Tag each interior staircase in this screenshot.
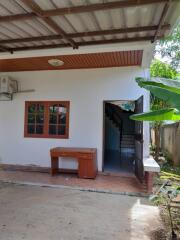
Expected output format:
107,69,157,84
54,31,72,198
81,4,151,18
105,102,135,155
105,103,123,149
121,134,135,150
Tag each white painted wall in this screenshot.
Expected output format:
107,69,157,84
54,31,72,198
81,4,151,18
0,67,149,171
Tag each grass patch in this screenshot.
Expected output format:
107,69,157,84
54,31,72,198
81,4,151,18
161,162,180,176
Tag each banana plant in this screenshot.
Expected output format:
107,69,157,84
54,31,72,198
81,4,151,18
130,77,180,121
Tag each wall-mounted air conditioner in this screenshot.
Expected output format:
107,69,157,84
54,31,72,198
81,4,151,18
0,76,35,101
0,76,18,94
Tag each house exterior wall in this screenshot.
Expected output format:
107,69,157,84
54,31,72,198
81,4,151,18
0,67,149,171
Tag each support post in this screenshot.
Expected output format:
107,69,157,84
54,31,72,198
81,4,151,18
145,171,155,193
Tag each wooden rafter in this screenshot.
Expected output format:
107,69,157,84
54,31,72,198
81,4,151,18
20,0,78,49
0,36,161,52
0,0,173,23
0,13,35,22
43,0,171,17
0,24,170,45
153,0,172,42
0,45,12,53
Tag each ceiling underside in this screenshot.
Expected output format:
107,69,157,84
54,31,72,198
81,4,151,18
0,50,143,71
0,0,177,53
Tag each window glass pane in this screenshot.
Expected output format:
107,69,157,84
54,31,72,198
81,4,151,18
37,104,44,113
28,104,36,113
58,125,66,135
28,114,35,124
36,114,44,124
49,125,57,135
59,114,66,124
36,125,43,134
58,105,67,114
27,125,35,134
49,114,57,124
49,105,58,113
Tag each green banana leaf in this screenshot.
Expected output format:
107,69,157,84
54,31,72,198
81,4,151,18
135,77,180,110
151,77,180,89
130,108,180,121
136,77,180,90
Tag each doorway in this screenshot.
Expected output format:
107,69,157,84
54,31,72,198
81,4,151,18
103,98,144,179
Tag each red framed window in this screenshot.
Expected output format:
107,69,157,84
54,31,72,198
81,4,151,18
24,101,70,138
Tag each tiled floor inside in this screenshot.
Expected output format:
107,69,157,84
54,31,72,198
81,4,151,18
104,149,134,173
0,169,147,194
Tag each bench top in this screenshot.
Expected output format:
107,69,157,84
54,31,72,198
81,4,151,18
143,157,160,173
50,147,97,154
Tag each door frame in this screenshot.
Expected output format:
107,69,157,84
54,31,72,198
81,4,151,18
102,101,106,172
134,95,144,182
102,99,138,172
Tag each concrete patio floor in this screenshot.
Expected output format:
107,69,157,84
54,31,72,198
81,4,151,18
0,182,163,240
0,169,147,195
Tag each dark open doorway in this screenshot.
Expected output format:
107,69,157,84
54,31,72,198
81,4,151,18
103,98,143,179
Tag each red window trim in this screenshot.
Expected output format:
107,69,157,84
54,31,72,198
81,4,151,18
24,101,70,139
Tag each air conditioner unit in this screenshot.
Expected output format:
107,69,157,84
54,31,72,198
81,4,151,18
0,76,18,94
0,76,34,101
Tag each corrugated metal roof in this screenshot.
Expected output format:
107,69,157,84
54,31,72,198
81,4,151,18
0,0,178,52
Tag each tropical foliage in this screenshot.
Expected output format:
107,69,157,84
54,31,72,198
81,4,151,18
130,77,180,121
149,60,179,159
150,59,177,79
150,60,177,113
155,23,180,69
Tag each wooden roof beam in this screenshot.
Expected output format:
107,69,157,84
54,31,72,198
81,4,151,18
20,0,78,49
41,0,173,17
1,36,162,52
0,0,174,23
0,24,170,45
0,45,13,53
153,0,172,42
0,13,36,22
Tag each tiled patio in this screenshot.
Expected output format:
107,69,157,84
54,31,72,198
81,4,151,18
0,169,147,195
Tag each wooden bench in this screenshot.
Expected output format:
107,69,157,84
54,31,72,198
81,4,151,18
50,147,97,179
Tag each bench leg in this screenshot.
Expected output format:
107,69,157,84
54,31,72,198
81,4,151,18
145,171,155,193
51,157,59,176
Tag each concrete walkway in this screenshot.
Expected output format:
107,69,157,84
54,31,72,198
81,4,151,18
0,183,163,240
